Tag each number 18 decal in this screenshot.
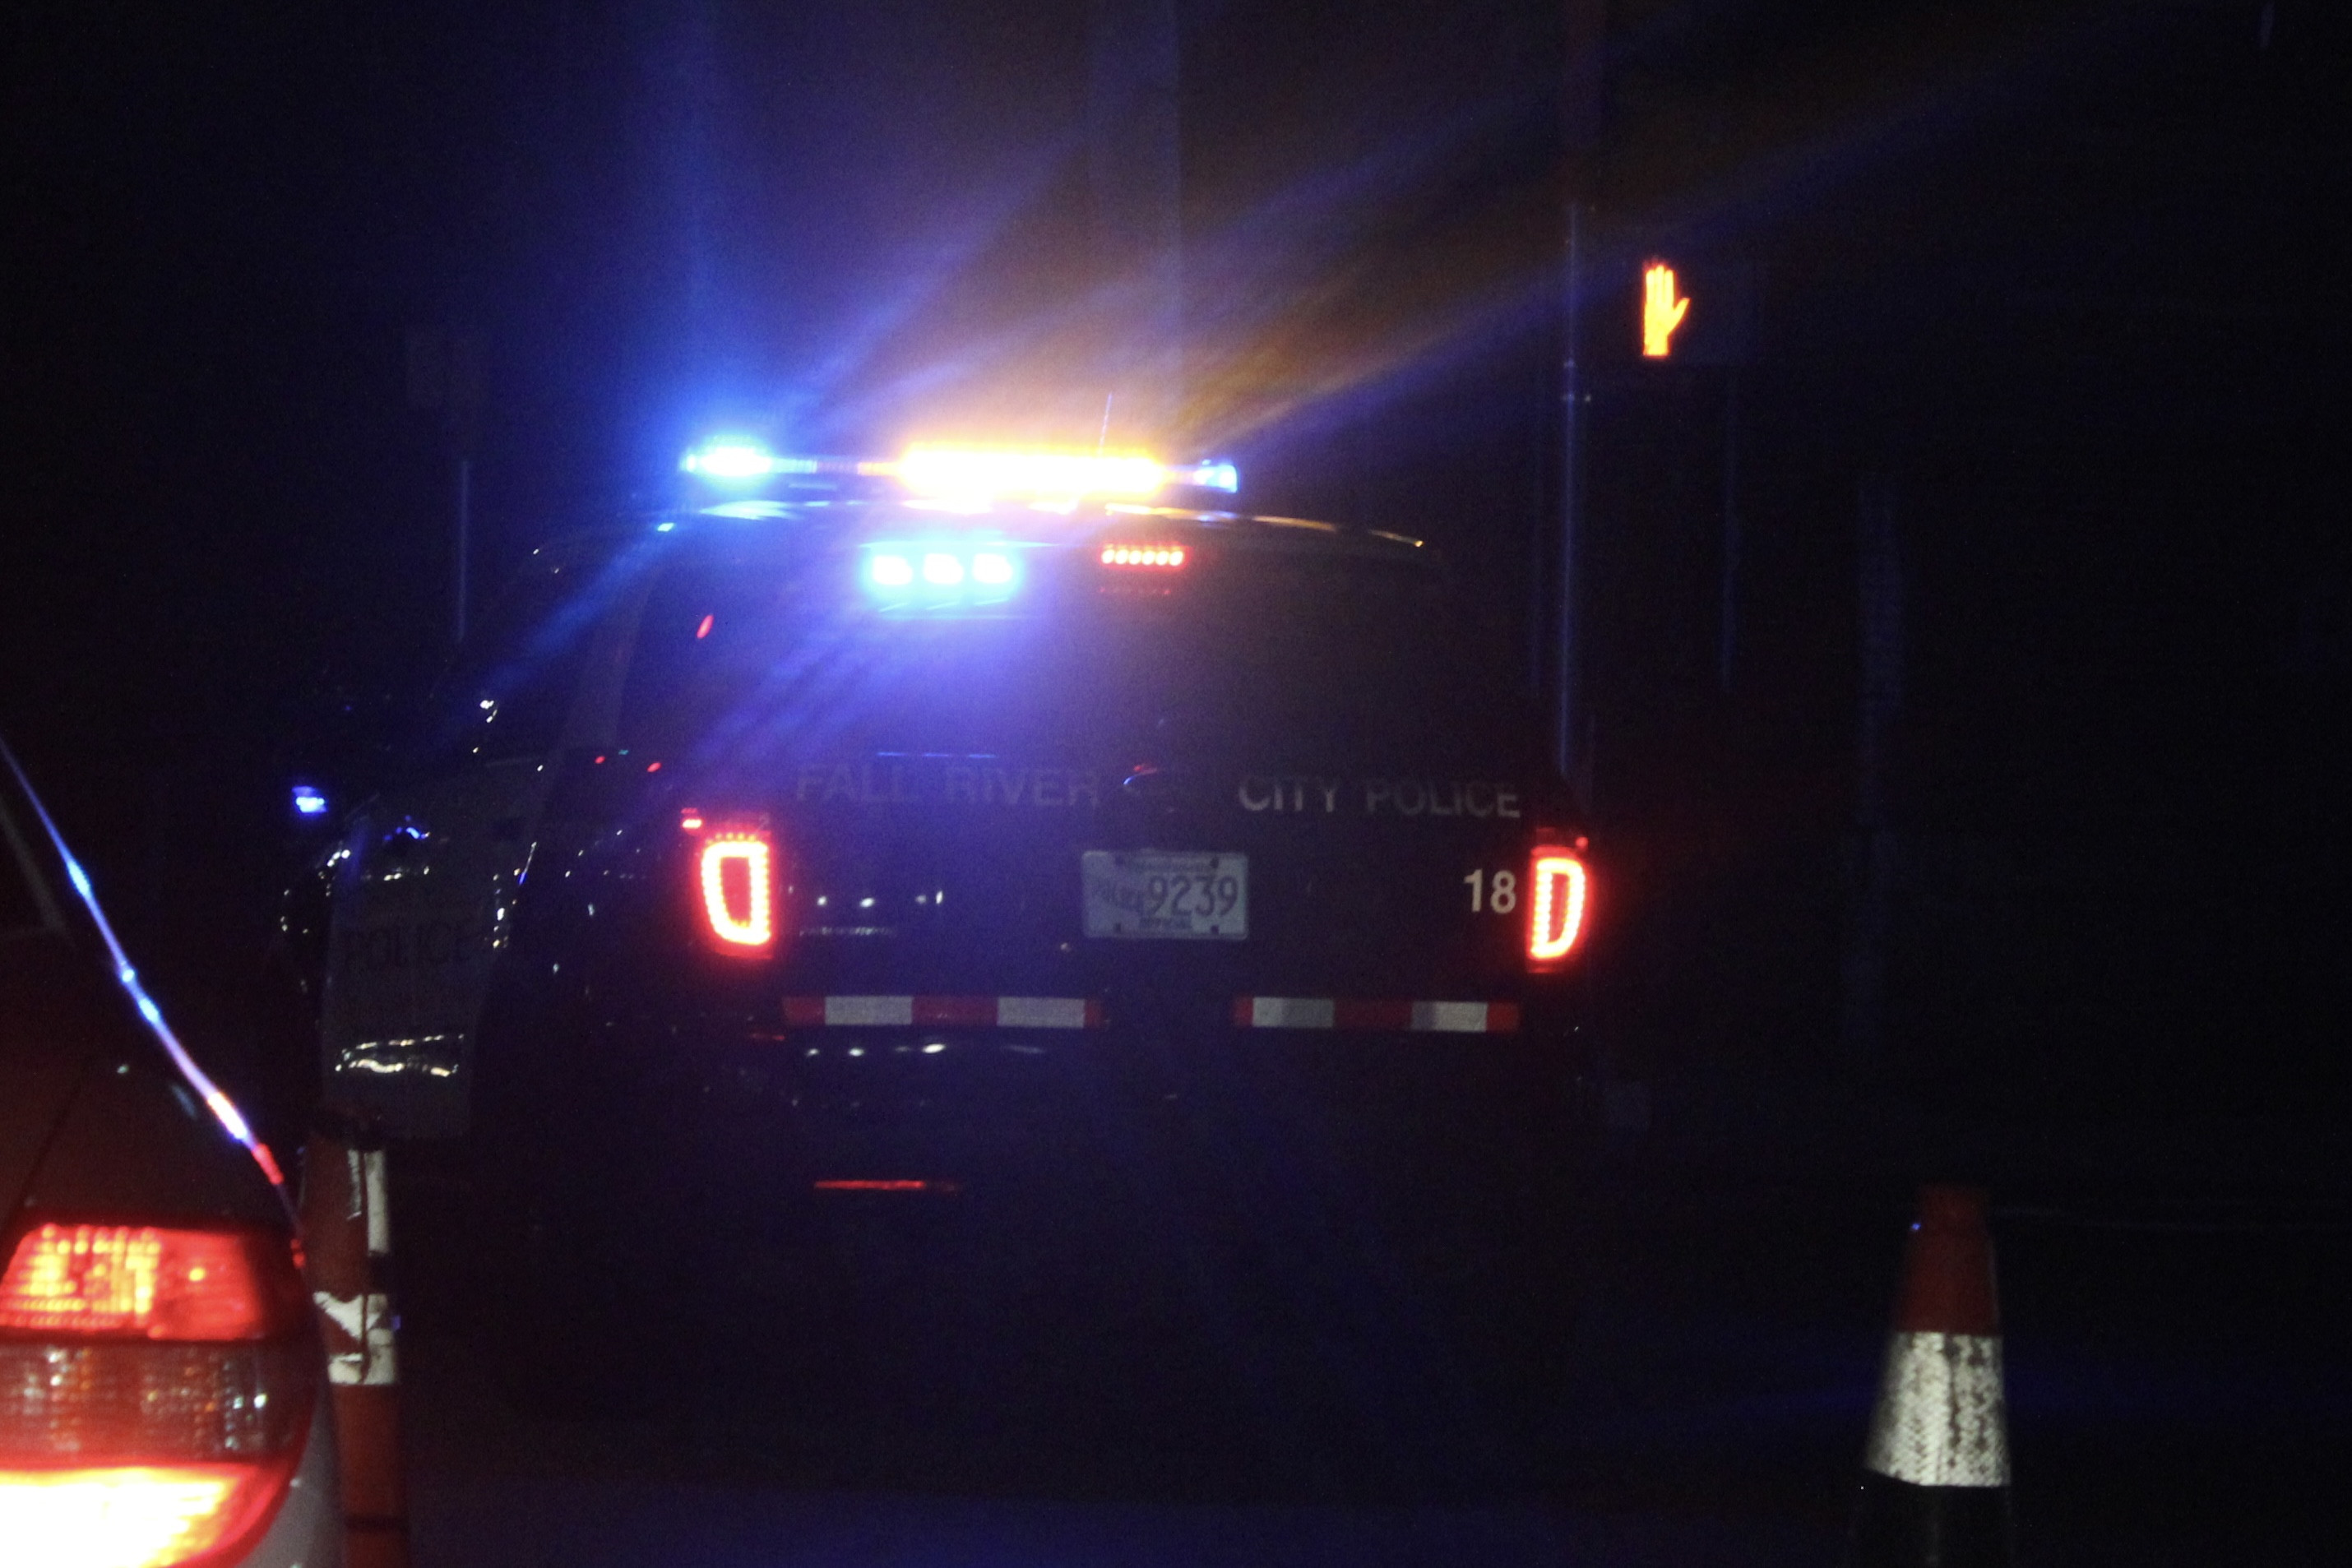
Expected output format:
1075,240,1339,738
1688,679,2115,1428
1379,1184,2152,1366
1468,851,1590,969
1463,867,1518,914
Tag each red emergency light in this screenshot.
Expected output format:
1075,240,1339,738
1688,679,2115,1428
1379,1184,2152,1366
1100,543,1187,570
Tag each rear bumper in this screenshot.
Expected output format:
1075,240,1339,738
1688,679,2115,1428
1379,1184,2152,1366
465,989,1595,1413
478,987,1592,1228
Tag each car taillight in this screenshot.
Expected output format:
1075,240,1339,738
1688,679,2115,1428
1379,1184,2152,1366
0,1224,299,1342
1526,847,1589,969
693,825,778,954
0,1222,317,1568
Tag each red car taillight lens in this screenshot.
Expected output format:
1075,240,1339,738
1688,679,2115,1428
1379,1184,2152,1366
0,1223,317,1568
0,1224,301,1342
0,1464,294,1568
1526,848,1590,969
695,826,778,954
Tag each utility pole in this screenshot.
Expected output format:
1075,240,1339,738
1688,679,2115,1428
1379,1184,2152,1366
1719,370,1741,692
405,326,484,645
1556,200,1587,786
1556,0,1606,793
1845,473,1903,1067
1089,0,1183,448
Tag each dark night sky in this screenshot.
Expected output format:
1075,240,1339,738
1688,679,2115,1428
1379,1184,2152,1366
2,2,2346,1136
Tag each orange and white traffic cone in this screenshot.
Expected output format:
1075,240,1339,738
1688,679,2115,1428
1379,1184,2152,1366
301,1125,410,1568
1847,1184,2015,1568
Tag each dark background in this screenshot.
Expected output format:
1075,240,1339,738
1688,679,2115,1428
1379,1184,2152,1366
2,1,2347,1183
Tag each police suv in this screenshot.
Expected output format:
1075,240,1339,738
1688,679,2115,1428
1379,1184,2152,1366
298,442,1593,1412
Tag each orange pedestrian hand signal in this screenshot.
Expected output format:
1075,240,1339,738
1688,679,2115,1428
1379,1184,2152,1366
1641,262,1690,358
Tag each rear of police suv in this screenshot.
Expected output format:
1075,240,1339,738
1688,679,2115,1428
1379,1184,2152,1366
460,492,1594,1416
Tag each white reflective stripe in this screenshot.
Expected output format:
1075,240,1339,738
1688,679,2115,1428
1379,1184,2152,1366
1251,997,1335,1029
826,996,914,1026
997,997,1089,1029
362,1148,391,1258
313,1290,399,1388
1863,1331,2010,1487
1411,1001,1491,1033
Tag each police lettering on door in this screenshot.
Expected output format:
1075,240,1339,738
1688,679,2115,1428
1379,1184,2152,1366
1237,776,1521,819
338,916,477,974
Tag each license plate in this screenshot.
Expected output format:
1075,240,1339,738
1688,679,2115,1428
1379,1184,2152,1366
1081,851,1248,940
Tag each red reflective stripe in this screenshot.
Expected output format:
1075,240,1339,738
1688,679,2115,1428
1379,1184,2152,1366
788,997,1509,1033
911,995,995,1026
1234,997,1522,1034
783,997,1103,1029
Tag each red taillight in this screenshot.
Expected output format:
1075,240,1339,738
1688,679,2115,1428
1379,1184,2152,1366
0,1463,295,1568
1100,543,1187,569
1526,848,1589,968
0,1222,316,1567
695,827,777,953
0,1224,299,1341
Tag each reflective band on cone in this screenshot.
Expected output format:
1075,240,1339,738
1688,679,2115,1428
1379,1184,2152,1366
1863,1332,2008,1487
1847,1185,2015,1568
300,1130,410,1568
314,1290,400,1386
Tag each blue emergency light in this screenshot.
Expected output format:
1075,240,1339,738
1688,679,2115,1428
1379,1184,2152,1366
678,439,822,483
862,542,1023,608
291,784,329,818
1183,460,1240,494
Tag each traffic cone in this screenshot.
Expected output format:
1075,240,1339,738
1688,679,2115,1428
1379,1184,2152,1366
1847,1184,2014,1568
301,1124,410,1568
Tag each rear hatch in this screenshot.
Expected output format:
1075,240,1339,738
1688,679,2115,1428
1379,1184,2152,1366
610,518,1586,1033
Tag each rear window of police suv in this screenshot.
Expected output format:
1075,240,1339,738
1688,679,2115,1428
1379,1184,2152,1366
615,548,1542,775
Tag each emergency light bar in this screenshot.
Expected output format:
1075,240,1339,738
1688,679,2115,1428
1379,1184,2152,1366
890,446,1237,505
677,438,1238,505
